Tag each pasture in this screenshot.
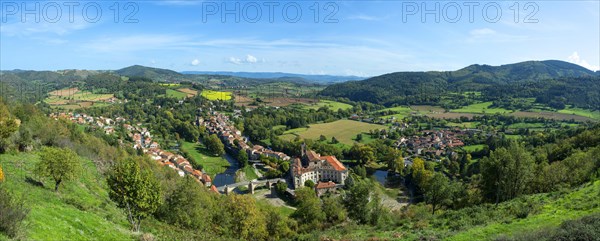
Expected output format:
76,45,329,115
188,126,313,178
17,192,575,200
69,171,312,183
451,102,511,114
176,88,198,97
166,89,188,99
510,111,595,122
558,107,600,120
463,144,486,153
180,141,230,176
280,120,386,146
303,100,353,111
45,88,116,110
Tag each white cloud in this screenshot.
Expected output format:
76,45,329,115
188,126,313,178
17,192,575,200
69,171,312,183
228,57,242,65
228,55,261,65
191,59,200,66
567,52,599,71
246,55,257,63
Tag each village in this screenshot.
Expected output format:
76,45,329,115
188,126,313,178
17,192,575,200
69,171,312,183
50,112,220,193
49,110,351,196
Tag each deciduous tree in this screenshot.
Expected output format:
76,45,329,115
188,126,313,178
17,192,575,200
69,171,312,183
343,179,371,224
292,187,325,232
206,134,225,156
424,172,452,214
107,158,162,232
35,147,81,192
322,195,346,225
480,141,534,204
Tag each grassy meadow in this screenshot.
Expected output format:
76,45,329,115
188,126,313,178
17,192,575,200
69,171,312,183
180,141,230,176
44,88,115,110
303,100,353,111
558,107,600,120
280,120,386,146
451,102,511,114
165,89,188,99
0,153,134,240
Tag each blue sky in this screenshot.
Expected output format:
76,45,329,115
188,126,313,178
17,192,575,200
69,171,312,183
1,0,598,76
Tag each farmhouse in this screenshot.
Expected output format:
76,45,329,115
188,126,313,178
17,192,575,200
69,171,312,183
291,146,348,189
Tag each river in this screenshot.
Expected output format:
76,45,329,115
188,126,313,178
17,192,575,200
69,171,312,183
373,170,389,186
212,152,240,187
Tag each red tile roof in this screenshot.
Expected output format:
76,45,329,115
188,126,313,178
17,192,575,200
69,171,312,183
192,170,203,177
202,173,212,183
306,150,320,162
323,156,346,171
316,181,336,189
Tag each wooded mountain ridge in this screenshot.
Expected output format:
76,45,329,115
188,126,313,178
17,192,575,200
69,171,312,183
320,60,600,109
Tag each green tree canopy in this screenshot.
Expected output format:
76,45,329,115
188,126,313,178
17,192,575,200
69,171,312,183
343,178,371,224
292,187,325,232
424,172,452,214
322,195,346,225
107,158,162,232
35,147,81,192
481,141,534,204
206,134,225,156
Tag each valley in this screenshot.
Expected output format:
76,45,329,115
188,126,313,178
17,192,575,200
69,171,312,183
1,61,599,241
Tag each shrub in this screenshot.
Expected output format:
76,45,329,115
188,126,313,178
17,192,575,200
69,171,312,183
551,213,600,241
0,186,29,238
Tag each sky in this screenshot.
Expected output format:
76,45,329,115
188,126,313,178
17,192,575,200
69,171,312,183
1,0,599,76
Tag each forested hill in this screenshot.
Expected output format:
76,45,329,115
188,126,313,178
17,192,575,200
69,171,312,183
115,65,187,82
320,60,599,107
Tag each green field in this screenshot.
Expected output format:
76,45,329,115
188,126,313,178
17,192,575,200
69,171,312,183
558,107,600,120
45,88,115,110
378,106,413,119
507,122,545,129
239,166,259,181
304,100,353,111
165,89,188,99
180,141,230,176
280,120,386,146
446,122,479,128
463,144,486,152
451,102,511,114
159,83,180,87
0,153,134,240
201,90,232,101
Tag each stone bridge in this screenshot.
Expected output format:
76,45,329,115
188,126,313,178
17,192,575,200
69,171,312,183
217,178,286,195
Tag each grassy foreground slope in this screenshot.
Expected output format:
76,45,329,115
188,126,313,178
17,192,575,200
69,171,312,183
313,181,600,241
448,181,600,241
0,153,134,240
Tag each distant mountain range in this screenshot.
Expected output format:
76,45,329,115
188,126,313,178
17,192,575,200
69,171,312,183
181,71,365,83
109,65,364,84
3,60,599,108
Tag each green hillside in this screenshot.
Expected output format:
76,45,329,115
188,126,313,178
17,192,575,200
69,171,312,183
312,181,600,240
0,153,134,240
320,60,600,109
115,65,186,82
